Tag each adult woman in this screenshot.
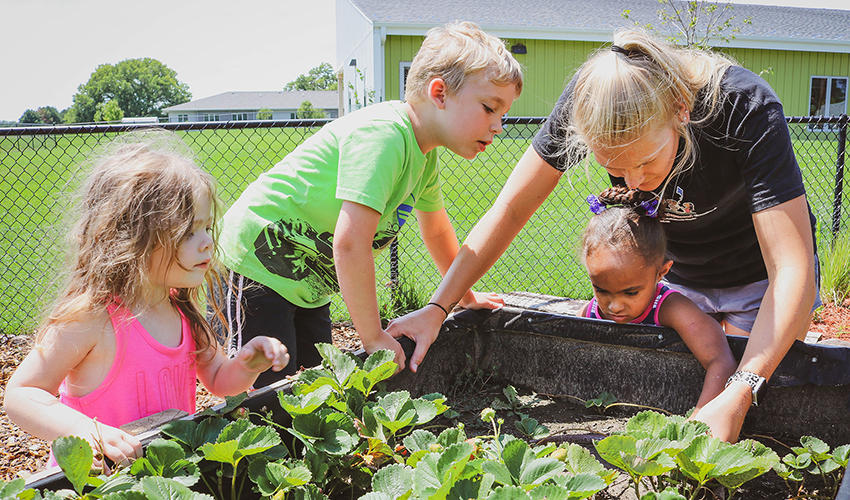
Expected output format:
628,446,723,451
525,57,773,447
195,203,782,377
387,29,819,442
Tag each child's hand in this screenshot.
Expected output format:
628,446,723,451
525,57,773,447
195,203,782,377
458,290,505,310
85,422,143,472
361,331,406,374
237,337,290,373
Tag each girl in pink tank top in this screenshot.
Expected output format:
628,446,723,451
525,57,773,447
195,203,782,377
4,132,289,472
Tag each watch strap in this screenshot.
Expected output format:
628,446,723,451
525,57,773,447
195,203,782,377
726,370,767,406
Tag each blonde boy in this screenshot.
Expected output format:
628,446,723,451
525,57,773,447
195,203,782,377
219,21,523,382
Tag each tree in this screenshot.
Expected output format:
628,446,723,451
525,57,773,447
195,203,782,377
37,106,62,125
623,0,752,49
68,58,191,123
19,109,42,124
257,108,273,120
284,62,338,91
94,100,124,122
296,100,326,119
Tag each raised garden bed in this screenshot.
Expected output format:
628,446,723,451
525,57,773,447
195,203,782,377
21,304,850,499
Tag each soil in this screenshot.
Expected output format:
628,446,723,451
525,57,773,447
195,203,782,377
1,306,849,497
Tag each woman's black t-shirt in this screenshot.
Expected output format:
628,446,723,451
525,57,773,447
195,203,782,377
532,66,816,288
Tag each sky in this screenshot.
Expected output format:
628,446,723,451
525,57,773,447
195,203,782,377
0,0,846,122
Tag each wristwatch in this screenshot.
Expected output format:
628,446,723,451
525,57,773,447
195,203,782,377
726,370,767,406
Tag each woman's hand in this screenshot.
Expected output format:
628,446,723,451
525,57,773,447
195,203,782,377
458,290,505,310
385,305,447,372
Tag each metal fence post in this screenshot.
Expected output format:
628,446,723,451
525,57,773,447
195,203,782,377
833,114,848,237
389,238,399,300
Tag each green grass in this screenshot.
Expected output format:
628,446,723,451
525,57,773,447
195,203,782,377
1,125,847,334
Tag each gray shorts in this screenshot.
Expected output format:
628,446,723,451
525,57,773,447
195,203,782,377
664,257,822,333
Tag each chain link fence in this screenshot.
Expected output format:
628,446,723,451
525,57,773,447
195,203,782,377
1,115,847,337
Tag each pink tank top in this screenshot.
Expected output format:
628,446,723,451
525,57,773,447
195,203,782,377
59,303,198,428
48,303,198,468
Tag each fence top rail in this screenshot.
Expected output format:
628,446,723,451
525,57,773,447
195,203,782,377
0,118,335,137
1,114,846,137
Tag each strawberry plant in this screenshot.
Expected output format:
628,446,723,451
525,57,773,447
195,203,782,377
7,345,850,500
773,435,850,498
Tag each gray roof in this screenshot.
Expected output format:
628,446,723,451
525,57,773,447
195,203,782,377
163,91,338,112
350,0,850,43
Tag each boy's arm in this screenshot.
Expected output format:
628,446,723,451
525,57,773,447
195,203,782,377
335,200,406,370
196,337,289,395
4,318,142,465
415,208,504,309
657,293,737,426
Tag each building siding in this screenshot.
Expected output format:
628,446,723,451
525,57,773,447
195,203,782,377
384,33,850,119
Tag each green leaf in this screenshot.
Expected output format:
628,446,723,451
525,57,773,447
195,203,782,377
372,463,414,499
832,444,850,467
560,443,616,484
279,385,333,415
481,461,514,487
139,476,214,500
0,478,27,499
363,349,395,371
410,398,441,426
485,485,532,500
196,393,247,417
639,486,687,500
595,435,637,470
52,435,93,495
248,458,311,496
88,473,139,496
404,429,438,453
549,473,607,499
516,417,550,440
101,490,149,500
437,427,467,448
624,411,669,440
162,417,228,452
289,411,358,455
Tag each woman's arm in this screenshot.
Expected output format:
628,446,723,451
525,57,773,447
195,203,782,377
387,146,563,371
692,195,816,441
416,207,504,309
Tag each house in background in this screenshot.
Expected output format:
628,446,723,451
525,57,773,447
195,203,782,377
336,0,850,119
162,90,339,122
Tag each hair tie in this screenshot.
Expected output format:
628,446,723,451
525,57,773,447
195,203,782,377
640,199,660,218
611,44,631,57
587,194,606,214
587,194,660,218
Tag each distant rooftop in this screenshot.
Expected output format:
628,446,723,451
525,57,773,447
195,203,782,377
164,91,338,112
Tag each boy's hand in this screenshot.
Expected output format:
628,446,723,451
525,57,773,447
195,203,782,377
86,422,143,472
237,337,290,373
361,331,406,373
386,306,445,373
458,290,504,310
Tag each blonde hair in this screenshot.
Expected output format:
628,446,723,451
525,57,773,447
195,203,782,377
565,29,734,183
405,21,523,102
37,130,226,359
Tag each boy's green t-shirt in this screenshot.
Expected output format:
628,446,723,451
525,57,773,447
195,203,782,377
219,101,443,308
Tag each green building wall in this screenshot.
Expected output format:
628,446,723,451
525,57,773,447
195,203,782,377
384,34,849,118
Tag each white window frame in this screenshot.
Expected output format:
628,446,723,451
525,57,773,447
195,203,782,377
809,75,848,131
177,114,188,123
202,113,220,122
233,112,249,121
399,62,412,100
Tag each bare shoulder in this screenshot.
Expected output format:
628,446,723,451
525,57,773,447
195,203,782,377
38,309,113,354
657,292,717,333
